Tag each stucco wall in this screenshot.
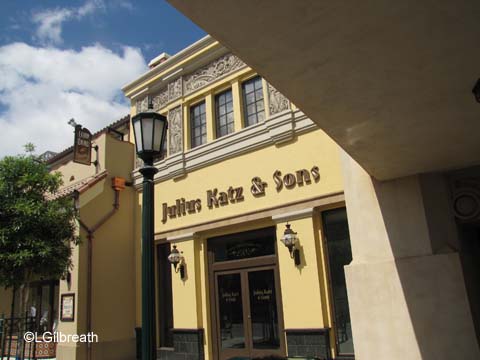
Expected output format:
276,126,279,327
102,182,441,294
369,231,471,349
151,129,342,234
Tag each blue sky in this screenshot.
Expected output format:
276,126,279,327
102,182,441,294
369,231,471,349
0,0,206,157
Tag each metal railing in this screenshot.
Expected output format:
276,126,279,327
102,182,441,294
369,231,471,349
0,313,38,360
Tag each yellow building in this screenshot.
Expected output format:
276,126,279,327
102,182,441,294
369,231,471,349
51,117,137,360
123,36,353,360
139,2,480,359
1,117,137,360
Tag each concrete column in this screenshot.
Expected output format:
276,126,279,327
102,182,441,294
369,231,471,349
341,152,479,360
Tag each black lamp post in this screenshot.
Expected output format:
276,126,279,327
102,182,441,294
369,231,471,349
132,103,167,360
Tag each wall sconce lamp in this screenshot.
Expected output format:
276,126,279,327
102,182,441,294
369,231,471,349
472,78,480,103
281,223,301,266
168,245,186,279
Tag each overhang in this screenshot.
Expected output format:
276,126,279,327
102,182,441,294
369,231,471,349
46,170,108,201
167,0,480,180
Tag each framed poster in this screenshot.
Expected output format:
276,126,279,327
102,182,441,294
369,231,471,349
61,293,75,322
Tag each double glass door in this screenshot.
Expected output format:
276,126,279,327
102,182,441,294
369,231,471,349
215,267,283,360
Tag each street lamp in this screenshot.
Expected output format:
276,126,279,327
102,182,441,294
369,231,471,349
132,103,167,360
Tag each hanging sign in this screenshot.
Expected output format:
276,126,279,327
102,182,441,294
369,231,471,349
73,125,92,165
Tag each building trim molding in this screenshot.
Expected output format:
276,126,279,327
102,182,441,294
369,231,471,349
133,108,318,187
122,35,217,95
166,232,197,243
272,208,314,223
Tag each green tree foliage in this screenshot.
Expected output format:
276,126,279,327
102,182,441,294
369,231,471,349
0,152,78,291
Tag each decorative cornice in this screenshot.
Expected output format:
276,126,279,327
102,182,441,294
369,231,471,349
183,53,247,95
122,35,217,95
132,109,317,188
135,52,247,113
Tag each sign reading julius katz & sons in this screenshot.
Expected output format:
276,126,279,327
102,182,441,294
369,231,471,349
73,125,92,165
161,166,320,223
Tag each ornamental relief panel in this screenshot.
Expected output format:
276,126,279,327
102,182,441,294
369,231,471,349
183,53,246,95
136,53,247,114
267,83,290,115
152,88,169,111
168,106,183,155
136,97,149,113
168,77,183,102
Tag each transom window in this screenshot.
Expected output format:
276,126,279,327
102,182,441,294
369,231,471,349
208,227,276,262
215,89,234,138
190,101,207,148
242,76,265,127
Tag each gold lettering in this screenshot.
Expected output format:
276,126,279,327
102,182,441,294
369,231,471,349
218,191,228,205
162,203,168,223
296,169,311,186
283,173,296,188
228,186,235,201
311,166,320,181
235,187,244,201
273,170,283,191
195,199,202,212
251,177,267,196
207,189,218,208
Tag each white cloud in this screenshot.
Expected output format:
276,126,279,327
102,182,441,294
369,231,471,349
32,0,106,45
0,42,147,157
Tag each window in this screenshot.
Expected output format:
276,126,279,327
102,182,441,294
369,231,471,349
215,89,234,138
208,227,276,262
190,101,207,148
322,208,355,356
14,280,59,332
242,76,265,127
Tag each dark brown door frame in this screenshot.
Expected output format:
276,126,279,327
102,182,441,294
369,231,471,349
320,207,355,359
208,248,286,360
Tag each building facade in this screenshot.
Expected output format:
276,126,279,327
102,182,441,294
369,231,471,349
0,117,137,360
123,36,354,360
162,2,480,359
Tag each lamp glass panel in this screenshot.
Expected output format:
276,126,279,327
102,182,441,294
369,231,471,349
133,119,143,152
168,252,181,264
142,117,154,151
153,118,164,152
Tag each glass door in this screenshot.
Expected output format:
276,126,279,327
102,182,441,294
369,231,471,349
248,269,280,353
215,267,283,360
216,272,248,359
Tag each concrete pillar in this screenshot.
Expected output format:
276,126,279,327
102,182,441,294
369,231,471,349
341,152,479,360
